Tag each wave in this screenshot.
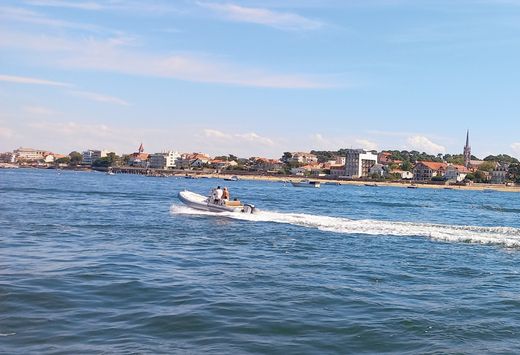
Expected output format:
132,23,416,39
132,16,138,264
480,205,520,214
170,205,520,248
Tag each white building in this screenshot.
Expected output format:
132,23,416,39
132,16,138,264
491,164,509,184
445,164,469,183
13,147,48,162
82,150,108,165
289,152,318,164
149,151,180,169
344,149,378,178
389,169,414,180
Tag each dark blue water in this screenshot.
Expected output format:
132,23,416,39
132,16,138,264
2,169,520,353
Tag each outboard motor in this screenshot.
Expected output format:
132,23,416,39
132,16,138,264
242,204,256,214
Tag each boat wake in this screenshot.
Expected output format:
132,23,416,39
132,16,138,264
170,205,520,247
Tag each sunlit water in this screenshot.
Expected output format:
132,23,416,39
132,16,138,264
2,169,520,353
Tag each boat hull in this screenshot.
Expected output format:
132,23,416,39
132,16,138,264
178,190,255,213
291,181,321,188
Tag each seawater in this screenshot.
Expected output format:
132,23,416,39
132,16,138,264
1,169,520,354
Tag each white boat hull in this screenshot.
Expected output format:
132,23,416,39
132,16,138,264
178,190,255,213
291,181,321,188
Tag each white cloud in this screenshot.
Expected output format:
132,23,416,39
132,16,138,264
0,5,104,31
199,2,323,30
0,74,71,87
355,139,378,151
204,129,274,146
23,105,56,116
69,90,130,106
406,135,446,154
23,0,180,14
204,128,232,139
24,1,104,10
235,132,275,146
511,142,520,157
0,30,336,89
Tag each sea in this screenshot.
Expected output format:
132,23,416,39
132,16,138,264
1,168,520,354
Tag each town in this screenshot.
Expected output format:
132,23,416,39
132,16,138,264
1,132,519,187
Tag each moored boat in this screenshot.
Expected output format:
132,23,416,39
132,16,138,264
291,179,321,188
224,175,239,181
178,190,256,213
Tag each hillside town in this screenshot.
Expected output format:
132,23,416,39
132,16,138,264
1,132,519,185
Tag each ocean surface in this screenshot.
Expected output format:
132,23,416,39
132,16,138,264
2,168,520,354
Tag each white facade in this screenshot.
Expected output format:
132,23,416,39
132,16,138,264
289,152,318,164
82,150,108,165
344,149,378,178
491,164,509,184
445,165,468,182
149,151,180,169
13,147,47,161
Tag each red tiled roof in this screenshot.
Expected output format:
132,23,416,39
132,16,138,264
417,161,447,170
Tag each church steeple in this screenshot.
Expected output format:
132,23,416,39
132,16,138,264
463,130,471,168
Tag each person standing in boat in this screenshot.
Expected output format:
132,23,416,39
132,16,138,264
213,186,223,204
222,187,230,202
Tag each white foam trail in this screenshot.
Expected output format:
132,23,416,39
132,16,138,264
170,205,520,247
0,333,16,337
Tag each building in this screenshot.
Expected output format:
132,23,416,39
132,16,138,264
0,152,15,163
175,153,210,169
388,169,414,180
127,143,150,167
344,149,378,178
369,163,385,177
149,151,180,169
288,152,318,164
413,161,448,181
290,165,312,176
253,158,284,172
463,130,471,168
491,163,509,184
445,164,469,183
329,164,346,177
82,150,108,165
13,147,49,162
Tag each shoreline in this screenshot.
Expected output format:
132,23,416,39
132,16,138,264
210,173,520,193
5,166,519,192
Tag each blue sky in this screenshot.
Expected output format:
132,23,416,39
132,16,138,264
1,0,520,158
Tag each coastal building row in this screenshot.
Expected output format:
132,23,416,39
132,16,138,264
1,131,516,183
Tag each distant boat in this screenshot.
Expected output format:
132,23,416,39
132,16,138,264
407,184,418,189
291,179,321,188
364,183,378,187
224,175,239,181
185,175,198,179
107,170,115,175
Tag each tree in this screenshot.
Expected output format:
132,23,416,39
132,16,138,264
55,157,70,164
401,161,413,171
69,151,82,165
508,163,520,182
484,154,519,164
474,170,488,183
281,152,293,163
228,154,238,162
93,153,120,168
478,161,496,172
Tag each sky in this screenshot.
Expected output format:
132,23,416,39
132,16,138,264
1,0,520,159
